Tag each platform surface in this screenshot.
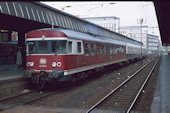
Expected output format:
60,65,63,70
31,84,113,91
0,65,25,81
151,53,170,113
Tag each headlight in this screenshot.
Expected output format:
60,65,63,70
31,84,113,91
27,62,30,67
30,62,34,67
52,62,57,67
57,62,62,67
27,62,34,67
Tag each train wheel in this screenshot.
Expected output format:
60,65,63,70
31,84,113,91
31,75,37,84
84,73,88,78
71,78,76,83
36,75,46,90
80,72,86,79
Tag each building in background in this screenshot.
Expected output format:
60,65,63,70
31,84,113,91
82,16,120,33
147,34,160,54
167,46,170,54
119,26,148,48
119,26,160,53
161,46,169,53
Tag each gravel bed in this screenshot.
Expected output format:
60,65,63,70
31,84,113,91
29,57,151,109
96,57,158,111
132,56,161,113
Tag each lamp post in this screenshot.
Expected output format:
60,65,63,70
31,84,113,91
138,18,144,56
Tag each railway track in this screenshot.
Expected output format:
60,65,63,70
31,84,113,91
0,89,59,111
86,56,160,113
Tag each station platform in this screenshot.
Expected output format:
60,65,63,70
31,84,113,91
151,53,170,113
0,65,25,81
0,65,29,99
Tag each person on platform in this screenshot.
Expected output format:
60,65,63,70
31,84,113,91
16,46,22,68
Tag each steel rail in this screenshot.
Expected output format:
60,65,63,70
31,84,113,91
126,57,159,113
0,90,59,111
85,57,155,113
0,90,32,102
23,90,59,105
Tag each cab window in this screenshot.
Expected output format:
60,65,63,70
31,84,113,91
51,40,67,54
39,41,48,54
27,41,35,54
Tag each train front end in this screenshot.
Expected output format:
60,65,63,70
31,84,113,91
25,29,69,89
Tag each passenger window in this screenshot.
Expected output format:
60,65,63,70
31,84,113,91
99,45,102,55
115,47,118,54
106,45,110,55
122,47,125,53
112,47,115,54
97,44,100,55
113,47,117,54
110,46,112,54
84,42,89,56
97,44,103,55
120,47,124,53
68,41,72,53
118,47,122,53
103,45,107,55
77,42,81,53
91,43,95,56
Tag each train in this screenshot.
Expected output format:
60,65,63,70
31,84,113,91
168,46,170,54
24,28,147,89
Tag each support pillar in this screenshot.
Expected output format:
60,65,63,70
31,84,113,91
18,32,26,69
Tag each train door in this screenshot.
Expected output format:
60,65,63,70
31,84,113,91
75,40,84,67
83,42,90,66
97,43,102,64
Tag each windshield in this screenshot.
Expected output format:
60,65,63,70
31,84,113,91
51,40,67,54
26,40,67,54
39,41,48,54
27,41,36,54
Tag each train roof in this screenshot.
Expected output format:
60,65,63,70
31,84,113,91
29,28,142,46
59,28,127,46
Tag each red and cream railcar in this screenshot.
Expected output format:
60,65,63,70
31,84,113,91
168,46,170,54
25,28,143,84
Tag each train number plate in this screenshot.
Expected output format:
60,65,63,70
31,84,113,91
40,58,46,64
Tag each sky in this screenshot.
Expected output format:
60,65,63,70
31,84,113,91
41,1,160,40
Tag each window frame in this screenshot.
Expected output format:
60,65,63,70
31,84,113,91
97,44,100,55
91,43,95,56
84,42,90,56
103,44,107,55
77,41,82,53
67,41,73,53
106,45,110,55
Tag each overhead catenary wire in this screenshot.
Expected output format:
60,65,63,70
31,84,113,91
141,2,159,34
73,2,101,17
